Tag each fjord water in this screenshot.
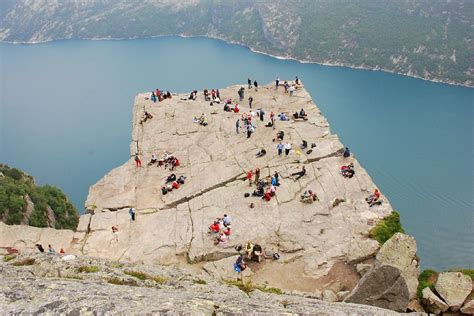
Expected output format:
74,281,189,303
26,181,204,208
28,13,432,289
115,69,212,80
0,37,472,270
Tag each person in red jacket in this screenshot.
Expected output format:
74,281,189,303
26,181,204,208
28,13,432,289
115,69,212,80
246,170,253,186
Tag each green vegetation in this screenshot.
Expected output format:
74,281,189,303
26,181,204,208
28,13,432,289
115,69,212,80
3,255,17,262
448,269,474,280
107,277,138,286
369,211,405,244
77,265,100,273
0,164,78,230
124,270,168,284
416,268,474,298
193,278,207,285
223,279,282,295
109,261,124,269
417,269,438,299
2,0,472,86
11,258,35,266
64,274,84,280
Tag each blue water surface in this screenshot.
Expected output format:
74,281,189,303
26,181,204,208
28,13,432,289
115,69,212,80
0,37,472,270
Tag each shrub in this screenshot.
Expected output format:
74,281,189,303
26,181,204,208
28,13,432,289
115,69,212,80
107,277,138,286
223,279,282,295
417,269,438,299
369,211,405,244
193,278,207,284
124,270,168,284
11,258,35,266
3,255,17,262
77,265,100,273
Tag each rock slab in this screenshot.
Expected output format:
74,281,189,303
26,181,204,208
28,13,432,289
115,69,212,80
434,271,472,311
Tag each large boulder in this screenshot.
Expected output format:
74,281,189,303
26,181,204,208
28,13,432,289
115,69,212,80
375,232,419,299
434,271,472,311
421,287,449,314
344,233,420,312
344,264,409,312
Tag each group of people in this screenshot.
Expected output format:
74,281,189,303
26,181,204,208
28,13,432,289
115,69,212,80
147,152,180,170
233,242,280,274
151,89,172,103
341,163,355,178
203,88,221,103
366,189,382,207
293,108,308,120
249,170,280,202
208,214,232,245
247,78,259,91
161,173,186,195
35,243,64,254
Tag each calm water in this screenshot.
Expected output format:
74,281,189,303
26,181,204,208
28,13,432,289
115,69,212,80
0,37,472,270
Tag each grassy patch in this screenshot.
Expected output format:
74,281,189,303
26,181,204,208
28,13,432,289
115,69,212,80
109,262,124,269
417,269,438,299
64,274,84,280
77,265,100,273
193,278,207,285
107,277,138,286
124,270,168,284
223,279,282,295
369,211,405,244
11,258,35,266
448,269,474,280
3,255,17,262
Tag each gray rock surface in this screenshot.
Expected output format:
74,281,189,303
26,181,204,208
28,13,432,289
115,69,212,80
344,233,420,312
376,232,419,299
434,271,472,311
0,253,405,315
421,287,449,314
344,264,410,312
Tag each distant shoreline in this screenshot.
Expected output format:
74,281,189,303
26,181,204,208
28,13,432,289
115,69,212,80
2,34,472,89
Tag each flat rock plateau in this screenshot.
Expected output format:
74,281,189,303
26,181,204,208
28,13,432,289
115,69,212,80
1,82,404,314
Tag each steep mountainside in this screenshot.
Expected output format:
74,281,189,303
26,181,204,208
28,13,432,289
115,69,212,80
0,0,472,87
0,164,78,230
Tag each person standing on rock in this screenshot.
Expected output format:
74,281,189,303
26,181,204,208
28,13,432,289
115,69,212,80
284,142,292,156
253,80,258,91
238,87,245,101
134,154,142,168
275,77,280,89
112,225,119,242
277,142,284,156
247,78,252,89
259,108,264,121
254,168,260,185
246,170,253,186
248,96,253,109
295,76,300,85
246,124,253,138
270,111,275,129
235,119,240,134
129,207,136,221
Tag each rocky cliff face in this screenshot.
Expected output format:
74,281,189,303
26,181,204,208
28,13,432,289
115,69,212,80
0,82,417,313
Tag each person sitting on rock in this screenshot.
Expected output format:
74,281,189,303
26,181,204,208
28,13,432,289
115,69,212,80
209,221,220,234
341,163,355,178
170,157,180,171
198,113,208,126
223,227,231,237
300,140,308,149
203,89,210,101
48,244,55,254
151,91,157,103
111,225,119,242
273,130,285,142
171,181,180,190
251,244,263,262
166,173,177,183
233,103,240,113
215,232,229,245
252,184,264,197
245,242,254,259
256,148,266,158
291,166,306,180
366,189,381,205
300,190,319,203
177,175,186,185
343,147,350,158
166,91,172,99
148,153,158,166
223,214,232,227
263,190,272,201
299,108,307,119
234,254,247,272
278,113,288,121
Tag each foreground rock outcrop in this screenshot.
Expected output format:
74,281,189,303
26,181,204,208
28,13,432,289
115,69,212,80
0,253,404,315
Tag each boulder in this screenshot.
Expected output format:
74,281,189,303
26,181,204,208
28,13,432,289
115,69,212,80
376,232,419,299
407,299,425,313
421,287,449,314
434,271,472,311
322,289,338,302
461,299,474,314
356,263,372,277
344,264,409,312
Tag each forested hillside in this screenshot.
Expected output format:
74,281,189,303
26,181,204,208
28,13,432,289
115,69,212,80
0,0,472,86
0,164,78,230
